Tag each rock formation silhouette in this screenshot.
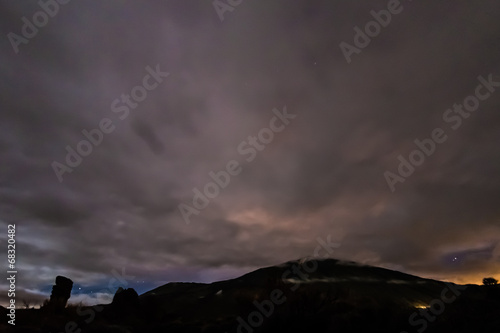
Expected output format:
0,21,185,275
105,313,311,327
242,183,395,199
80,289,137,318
112,287,140,311
48,275,73,313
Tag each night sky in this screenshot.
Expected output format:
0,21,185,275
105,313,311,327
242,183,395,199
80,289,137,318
1,0,500,306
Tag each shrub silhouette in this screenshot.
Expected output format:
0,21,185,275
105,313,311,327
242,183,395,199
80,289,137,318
483,277,498,286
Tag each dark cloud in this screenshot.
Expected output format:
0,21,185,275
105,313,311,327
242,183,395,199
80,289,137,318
1,0,500,305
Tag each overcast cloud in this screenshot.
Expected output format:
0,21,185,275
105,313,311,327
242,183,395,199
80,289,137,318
1,0,500,306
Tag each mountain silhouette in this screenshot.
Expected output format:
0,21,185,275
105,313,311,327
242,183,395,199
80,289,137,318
3,258,500,332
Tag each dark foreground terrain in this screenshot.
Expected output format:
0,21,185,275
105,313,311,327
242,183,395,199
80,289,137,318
3,259,500,333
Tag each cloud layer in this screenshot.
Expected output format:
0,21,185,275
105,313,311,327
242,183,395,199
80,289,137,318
1,0,500,306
